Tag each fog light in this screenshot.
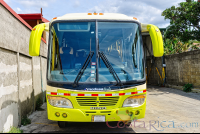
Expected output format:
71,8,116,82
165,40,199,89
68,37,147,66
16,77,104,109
135,110,140,115
55,112,60,117
62,113,67,118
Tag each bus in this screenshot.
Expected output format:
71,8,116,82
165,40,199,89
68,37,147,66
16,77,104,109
29,13,164,128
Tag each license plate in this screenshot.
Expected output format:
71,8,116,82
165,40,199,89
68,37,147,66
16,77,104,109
90,107,106,110
92,115,105,122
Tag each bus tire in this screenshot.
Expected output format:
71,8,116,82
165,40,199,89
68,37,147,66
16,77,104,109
126,122,131,127
58,121,67,128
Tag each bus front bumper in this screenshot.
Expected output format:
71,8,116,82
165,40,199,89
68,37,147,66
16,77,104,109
47,102,146,122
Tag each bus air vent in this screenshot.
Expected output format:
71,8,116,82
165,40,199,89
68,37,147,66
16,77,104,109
99,97,119,106
76,97,119,107
76,97,98,106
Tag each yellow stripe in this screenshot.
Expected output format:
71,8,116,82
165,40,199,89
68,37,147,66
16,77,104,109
162,67,165,82
156,67,163,83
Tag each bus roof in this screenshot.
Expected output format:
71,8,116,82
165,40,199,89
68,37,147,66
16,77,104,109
51,13,140,22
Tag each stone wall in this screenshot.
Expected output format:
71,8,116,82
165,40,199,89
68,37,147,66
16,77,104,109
0,3,48,132
147,50,200,89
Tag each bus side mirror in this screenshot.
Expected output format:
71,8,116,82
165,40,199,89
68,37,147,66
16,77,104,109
147,24,164,57
29,23,49,56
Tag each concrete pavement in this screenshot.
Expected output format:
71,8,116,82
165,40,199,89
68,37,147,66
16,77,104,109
20,86,200,133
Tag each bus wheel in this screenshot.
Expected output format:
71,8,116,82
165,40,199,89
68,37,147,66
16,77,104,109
126,122,131,127
58,121,67,128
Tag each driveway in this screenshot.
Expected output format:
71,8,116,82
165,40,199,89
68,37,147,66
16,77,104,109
20,86,200,133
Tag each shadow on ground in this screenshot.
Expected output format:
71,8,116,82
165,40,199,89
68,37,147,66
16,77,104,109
36,122,135,133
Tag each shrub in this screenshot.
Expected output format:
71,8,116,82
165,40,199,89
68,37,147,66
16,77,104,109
183,83,193,92
21,116,31,126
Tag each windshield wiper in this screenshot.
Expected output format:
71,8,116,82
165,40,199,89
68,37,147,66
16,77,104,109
99,51,123,87
73,51,94,87
120,69,129,81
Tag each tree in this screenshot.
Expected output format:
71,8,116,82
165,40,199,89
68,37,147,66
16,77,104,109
162,1,200,42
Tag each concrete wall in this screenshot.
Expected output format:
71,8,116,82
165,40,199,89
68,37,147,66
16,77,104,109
0,49,19,132
147,50,200,89
0,3,48,132
19,55,34,118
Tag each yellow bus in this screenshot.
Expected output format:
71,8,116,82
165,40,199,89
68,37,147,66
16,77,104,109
29,13,164,128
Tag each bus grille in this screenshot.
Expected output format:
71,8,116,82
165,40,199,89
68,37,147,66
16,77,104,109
76,97,119,107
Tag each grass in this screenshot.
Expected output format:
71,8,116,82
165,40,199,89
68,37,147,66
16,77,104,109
8,127,23,133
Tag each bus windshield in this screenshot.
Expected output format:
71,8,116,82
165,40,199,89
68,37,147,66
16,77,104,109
47,21,144,85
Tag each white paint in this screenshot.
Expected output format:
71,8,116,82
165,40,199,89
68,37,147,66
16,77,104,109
136,83,146,90
71,94,77,96
20,79,32,88
58,93,64,96
0,84,18,98
125,92,131,95
54,13,138,22
20,62,31,71
3,114,13,132
137,91,143,94
85,94,91,96
98,94,105,96
0,62,17,75
112,93,119,96
0,103,18,133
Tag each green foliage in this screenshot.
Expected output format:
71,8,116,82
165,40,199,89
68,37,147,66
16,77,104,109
162,1,200,42
193,40,200,43
163,38,199,55
8,127,23,133
21,116,31,126
183,83,193,92
35,97,44,111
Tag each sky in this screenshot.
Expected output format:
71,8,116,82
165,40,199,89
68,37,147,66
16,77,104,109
4,0,189,28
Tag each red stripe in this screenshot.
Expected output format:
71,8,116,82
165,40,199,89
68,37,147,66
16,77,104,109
41,38,46,44
119,93,125,96
64,93,70,96
49,90,146,97
131,92,137,94
92,94,98,96
51,92,57,95
105,94,112,96
78,94,85,96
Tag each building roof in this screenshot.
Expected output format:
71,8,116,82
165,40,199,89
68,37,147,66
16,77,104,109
0,0,48,43
18,13,50,23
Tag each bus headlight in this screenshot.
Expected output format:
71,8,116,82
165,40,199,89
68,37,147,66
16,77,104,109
123,95,146,107
47,96,73,108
